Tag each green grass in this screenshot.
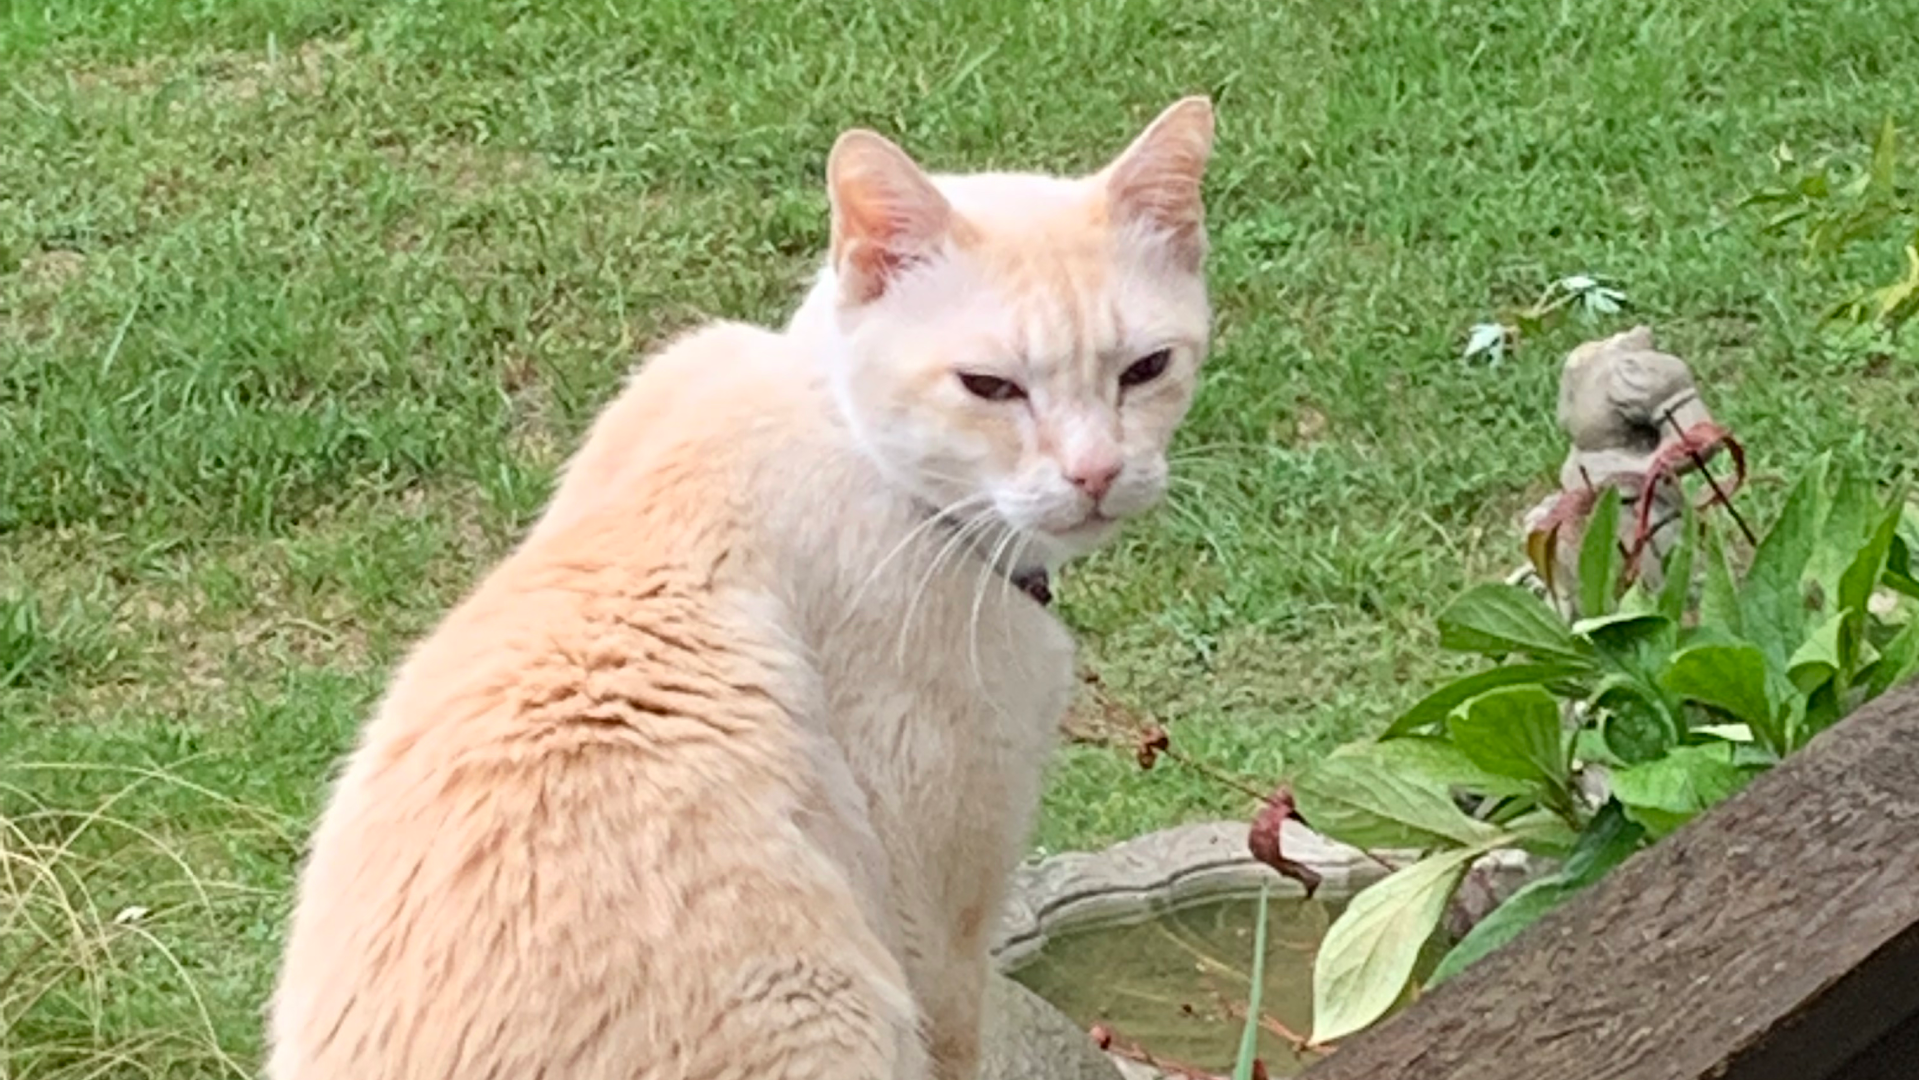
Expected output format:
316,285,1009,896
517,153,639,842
4,0,1919,1070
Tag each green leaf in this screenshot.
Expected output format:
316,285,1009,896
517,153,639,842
1383,661,1591,738
1501,807,1581,856
1571,610,1671,639
1581,612,1679,687
1788,608,1850,694
1609,744,1753,840
1868,114,1898,198
1448,686,1568,788
1800,677,1844,743
1661,641,1786,754
1437,583,1595,664
1232,884,1270,1080
1740,456,1830,670
1693,723,1755,743
1430,803,1644,984
1888,568,1919,602
1311,844,1489,1043
1574,727,1626,768
1595,679,1679,765
1293,751,1505,851
1807,466,1878,607
1877,253,1919,324
1579,487,1623,618
1845,494,1906,610
1866,617,1919,699
1739,185,1796,208
1700,525,1743,635
1656,501,1698,622
1617,582,1660,619
1763,204,1814,232
1364,736,1537,800
1838,490,1906,626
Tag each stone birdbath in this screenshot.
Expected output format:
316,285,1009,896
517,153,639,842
978,821,1531,1080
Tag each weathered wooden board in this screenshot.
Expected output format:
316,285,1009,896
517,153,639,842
1300,684,1919,1080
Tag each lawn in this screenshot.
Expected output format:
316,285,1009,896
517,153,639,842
4,0,1918,1072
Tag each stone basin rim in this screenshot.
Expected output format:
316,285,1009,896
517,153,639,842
989,820,1539,973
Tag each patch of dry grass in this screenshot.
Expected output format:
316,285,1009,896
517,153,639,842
1,763,294,1078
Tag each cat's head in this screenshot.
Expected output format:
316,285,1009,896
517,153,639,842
803,97,1215,566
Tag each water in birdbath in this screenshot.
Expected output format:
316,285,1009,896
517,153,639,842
1007,892,1341,1076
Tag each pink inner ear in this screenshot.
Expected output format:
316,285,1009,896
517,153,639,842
1103,99,1215,267
839,239,919,305
1113,164,1202,227
829,133,953,304
1109,167,1206,269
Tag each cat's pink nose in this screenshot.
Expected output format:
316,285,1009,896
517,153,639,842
1066,460,1122,500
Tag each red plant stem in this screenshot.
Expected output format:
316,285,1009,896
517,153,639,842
1662,409,1757,547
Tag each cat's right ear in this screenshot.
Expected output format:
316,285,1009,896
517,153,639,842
827,130,955,305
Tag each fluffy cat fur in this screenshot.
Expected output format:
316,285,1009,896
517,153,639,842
267,96,1215,1080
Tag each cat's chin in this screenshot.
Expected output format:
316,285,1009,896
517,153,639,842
1035,513,1125,562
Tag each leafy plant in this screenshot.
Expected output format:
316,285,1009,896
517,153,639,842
1293,454,1919,1044
1744,116,1919,335
1463,273,1629,365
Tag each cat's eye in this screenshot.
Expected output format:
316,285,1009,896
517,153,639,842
958,373,1027,402
1119,349,1173,390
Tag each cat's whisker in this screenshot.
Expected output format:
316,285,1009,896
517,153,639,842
839,492,994,631
912,467,984,487
993,532,1035,659
965,524,1023,699
906,510,998,667
893,507,998,669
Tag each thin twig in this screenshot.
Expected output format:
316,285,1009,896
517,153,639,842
1157,745,1279,806
1215,993,1325,1053
1082,671,1274,804
1091,1024,1233,1080
1661,408,1756,546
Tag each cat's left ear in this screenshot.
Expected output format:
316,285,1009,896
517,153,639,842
1101,96,1216,270
827,130,956,305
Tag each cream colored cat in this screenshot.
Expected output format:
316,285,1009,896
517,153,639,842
267,96,1215,1080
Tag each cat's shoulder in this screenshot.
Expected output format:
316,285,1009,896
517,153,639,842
632,319,798,389
581,318,825,450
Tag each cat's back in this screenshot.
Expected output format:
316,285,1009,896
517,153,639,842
266,321,924,1080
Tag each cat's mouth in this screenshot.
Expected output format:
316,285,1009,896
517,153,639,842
1051,510,1121,541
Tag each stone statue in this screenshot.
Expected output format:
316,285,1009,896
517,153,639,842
1521,325,1732,613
